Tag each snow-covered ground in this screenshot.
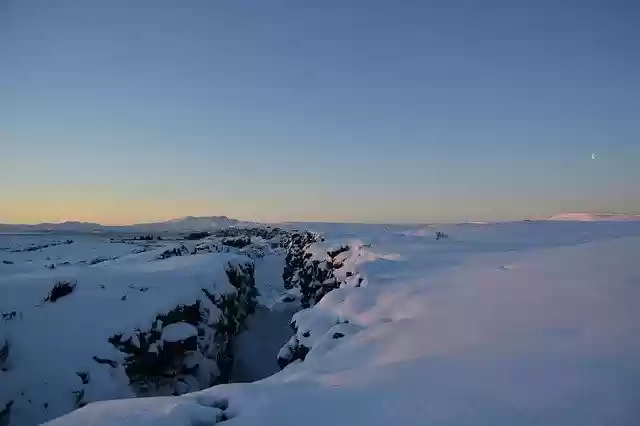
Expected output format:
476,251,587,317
0,230,290,426
547,212,640,221
3,219,640,425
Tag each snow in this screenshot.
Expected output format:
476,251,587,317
231,306,296,382
161,323,198,343
548,212,640,221
6,220,640,426
0,234,146,275
44,396,224,426
213,234,640,426
251,252,287,308
0,236,253,425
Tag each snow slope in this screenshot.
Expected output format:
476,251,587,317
47,221,640,426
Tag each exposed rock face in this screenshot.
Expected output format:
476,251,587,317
214,227,286,241
221,236,251,249
106,261,258,397
277,237,361,369
45,281,76,303
282,232,322,298
155,244,190,260
282,234,352,309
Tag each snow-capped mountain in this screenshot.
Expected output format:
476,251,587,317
127,216,248,232
0,221,104,233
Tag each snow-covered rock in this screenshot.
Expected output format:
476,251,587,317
161,323,198,343
0,243,259,426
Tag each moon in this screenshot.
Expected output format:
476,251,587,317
591,152,596,160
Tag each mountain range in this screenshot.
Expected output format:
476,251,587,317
0,216,247,233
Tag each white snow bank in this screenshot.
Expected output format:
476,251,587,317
49,224,640,426
548,212,640,221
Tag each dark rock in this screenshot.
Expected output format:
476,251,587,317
0,400,13,424
0,340,9,368
1,311,16,321
76,372,89,384
156,245,189,260
45,281,76,303
221,236,251,248
184,231,212,240
328,245,350,259
72,389,85,408
92,356,118,368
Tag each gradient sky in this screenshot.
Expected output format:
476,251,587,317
1,1,639,224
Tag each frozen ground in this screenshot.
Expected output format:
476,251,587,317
2,218,640,425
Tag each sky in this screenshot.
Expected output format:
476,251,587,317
1,0,639,224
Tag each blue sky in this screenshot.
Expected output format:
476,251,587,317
1,1,639,224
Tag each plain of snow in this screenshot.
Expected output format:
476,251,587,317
39,219,640,426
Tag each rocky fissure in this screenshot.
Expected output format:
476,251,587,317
276,237,362,369
0,226,357,425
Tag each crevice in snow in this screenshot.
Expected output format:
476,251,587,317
276,236,365,369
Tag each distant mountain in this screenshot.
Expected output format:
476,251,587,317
0,216,252,233
125,216,248,232
0,221,103,233
547,213,640,222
